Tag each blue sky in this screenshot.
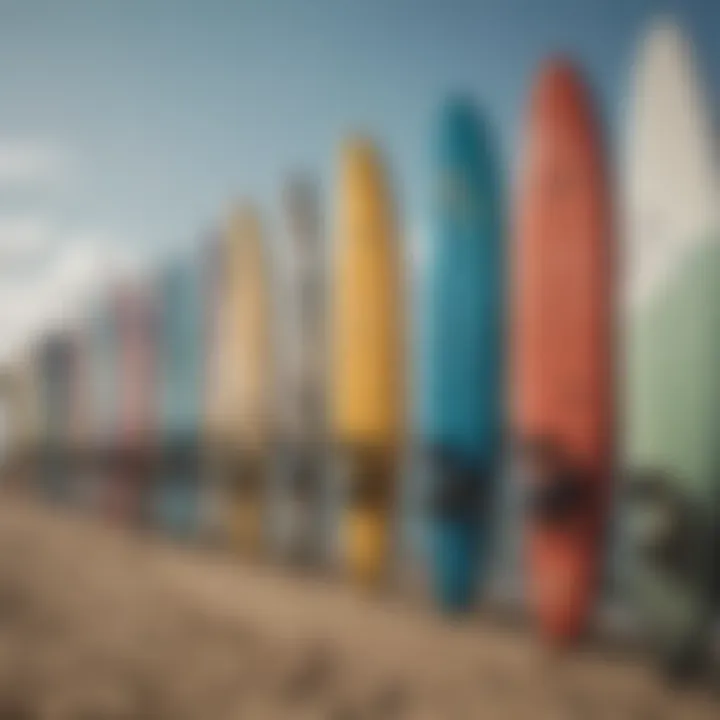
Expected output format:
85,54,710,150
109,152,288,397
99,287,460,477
0,0,716,359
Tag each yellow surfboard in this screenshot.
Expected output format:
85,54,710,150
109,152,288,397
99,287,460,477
331,137,404,586
218,204,273,555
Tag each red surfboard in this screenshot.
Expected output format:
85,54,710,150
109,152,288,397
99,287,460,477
511,59,613,643
114,281,157,523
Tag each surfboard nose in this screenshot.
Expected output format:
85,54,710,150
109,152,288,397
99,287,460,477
529,57,598,132
436,99,497,171
340,136,382,180
338,137,393,220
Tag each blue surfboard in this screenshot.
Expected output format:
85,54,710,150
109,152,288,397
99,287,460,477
419,99,503,611
155,253,205,537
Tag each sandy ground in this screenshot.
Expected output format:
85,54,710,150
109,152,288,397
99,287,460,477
0,497,717,719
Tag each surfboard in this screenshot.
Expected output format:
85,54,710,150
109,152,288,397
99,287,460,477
419,99,503,611
25,349,44,497
114,281,157,524
155,255,204,537
87,293,121,515
276,176,327,565
95,288,137,521
228,205,273,555
63,328,89,509
622,18,719,674
1,365,23,487
199,231,231,544
331,138,404,587
37,332,74,503
511,59,613,644
5,351,42,495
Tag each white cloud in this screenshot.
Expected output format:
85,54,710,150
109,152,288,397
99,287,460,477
0,140,73,187
0,281,52,363
0,216,51,263
0,231,145,366
0,136,111,366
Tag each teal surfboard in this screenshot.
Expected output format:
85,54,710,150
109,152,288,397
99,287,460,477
155,253,205,537
418,99,503,611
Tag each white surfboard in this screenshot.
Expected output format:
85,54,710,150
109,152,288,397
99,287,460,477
624,16,716,315
274,177,327,563
622,15,719,670
203,209,272,550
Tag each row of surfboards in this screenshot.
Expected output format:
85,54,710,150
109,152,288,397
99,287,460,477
2,16,718,675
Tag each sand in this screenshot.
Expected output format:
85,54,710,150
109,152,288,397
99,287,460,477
0,496,716,719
